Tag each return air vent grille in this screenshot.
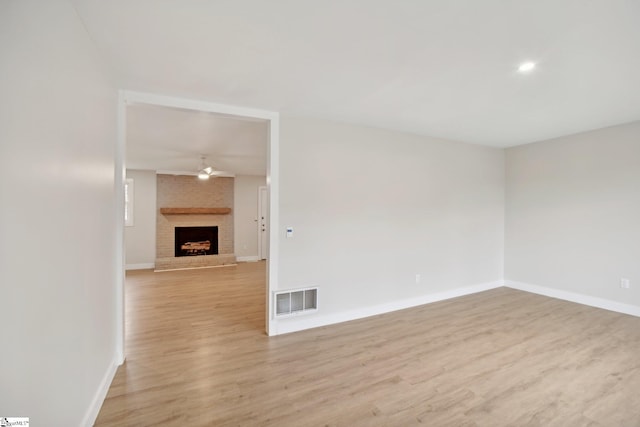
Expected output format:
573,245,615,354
275,287,318,317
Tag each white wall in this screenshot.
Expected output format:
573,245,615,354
0,1,117,425
505,121,640,306
125,169,157,269
234,175,266,261
276,116,505,331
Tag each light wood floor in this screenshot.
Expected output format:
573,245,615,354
95,262,640,426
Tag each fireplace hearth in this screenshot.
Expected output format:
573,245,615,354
174,226,219,257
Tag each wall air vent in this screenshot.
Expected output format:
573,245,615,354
274,287,318,317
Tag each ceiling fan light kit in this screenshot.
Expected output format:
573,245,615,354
197,155,218,180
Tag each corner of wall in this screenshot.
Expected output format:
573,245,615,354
80,357,119,426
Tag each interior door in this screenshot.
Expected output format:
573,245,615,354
258,186,268,260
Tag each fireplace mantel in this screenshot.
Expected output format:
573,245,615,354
160,207,231,215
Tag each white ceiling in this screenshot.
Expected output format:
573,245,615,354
126,103,268,175
73,0,640,151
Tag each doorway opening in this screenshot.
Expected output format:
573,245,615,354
115,91,279,364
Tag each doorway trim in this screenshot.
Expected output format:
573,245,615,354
115,90,280,364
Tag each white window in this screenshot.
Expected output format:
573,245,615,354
124,178,134,227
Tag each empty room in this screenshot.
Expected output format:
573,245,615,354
1,1,639,426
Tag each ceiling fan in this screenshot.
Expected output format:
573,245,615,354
196,155,230,180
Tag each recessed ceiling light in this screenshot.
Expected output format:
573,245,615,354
518,61,536,73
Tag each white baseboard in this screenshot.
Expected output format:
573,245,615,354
126,263,155,271
81,356,119,427
273,280,503,335
504,280,640,318
272,280,640,335
236,256,261,262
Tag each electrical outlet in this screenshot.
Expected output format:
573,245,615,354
415,274,421,284
620,278,630,289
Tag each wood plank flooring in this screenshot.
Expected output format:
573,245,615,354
95,262,640,426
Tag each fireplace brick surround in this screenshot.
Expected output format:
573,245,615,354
155,174,236,271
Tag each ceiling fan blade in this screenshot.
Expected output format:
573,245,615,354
208,170,233,176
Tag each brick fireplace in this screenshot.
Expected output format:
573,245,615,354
155,174,236,271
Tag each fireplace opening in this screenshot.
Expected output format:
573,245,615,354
174,226,219,257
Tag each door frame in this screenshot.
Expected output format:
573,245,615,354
115,90,280,364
